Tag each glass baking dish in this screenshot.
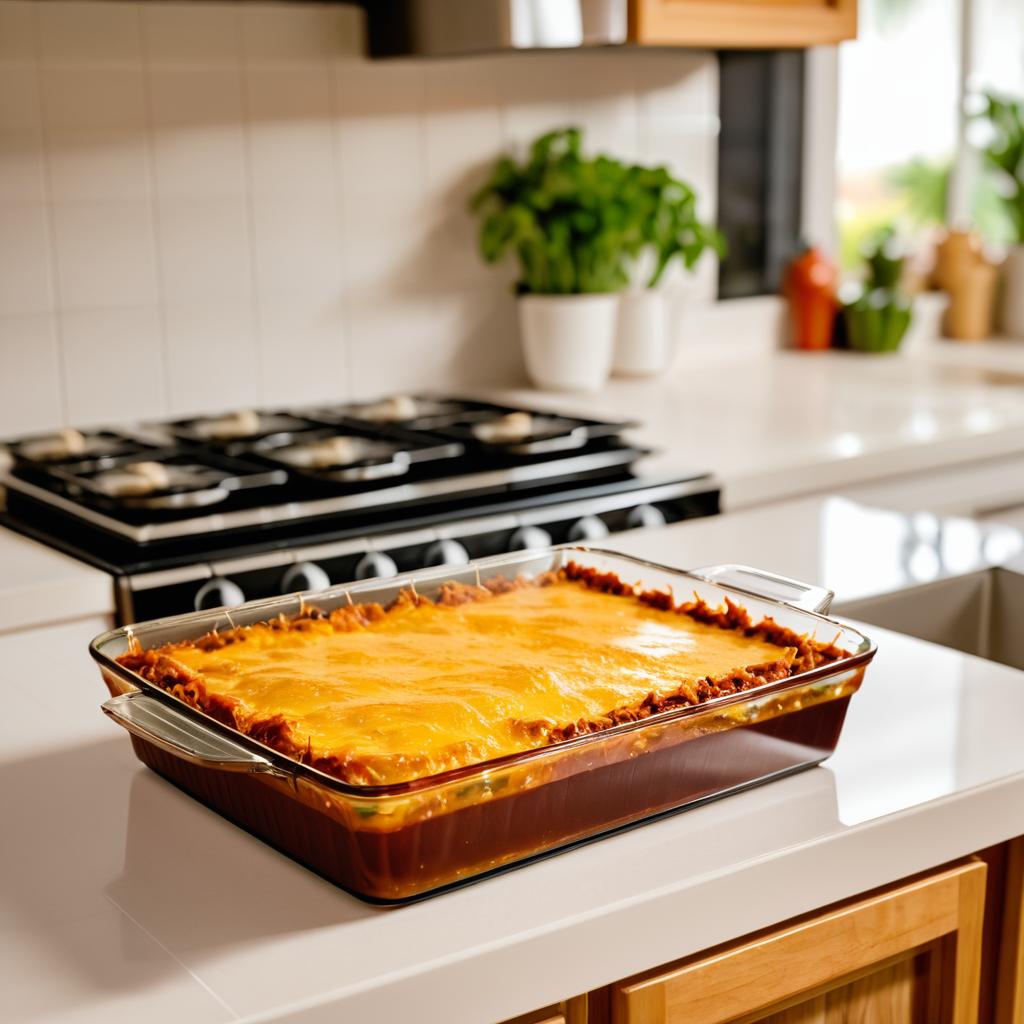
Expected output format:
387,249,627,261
90,547,875,903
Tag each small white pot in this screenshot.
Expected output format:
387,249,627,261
1002,244,1024,338
518,293,618,392
614,290,674,377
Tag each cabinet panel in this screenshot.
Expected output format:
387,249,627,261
749,959,917,1023
997,838,1024,1024
824,958,915,1022
754,995,826,1023
629,0,857,48
613,860,985,1024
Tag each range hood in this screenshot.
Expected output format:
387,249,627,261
357,0,630,58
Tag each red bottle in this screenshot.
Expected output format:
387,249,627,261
783,245,839,351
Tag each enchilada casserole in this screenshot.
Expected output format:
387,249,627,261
117,561,848,787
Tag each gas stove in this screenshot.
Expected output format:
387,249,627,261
0,395,719,623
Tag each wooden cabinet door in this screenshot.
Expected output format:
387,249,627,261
612,860,986,1024
628,0,857,48
997,838,1024,1024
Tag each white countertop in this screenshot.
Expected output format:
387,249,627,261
5,545,1024,1024
5,338,1024,1020
5,336,1024,635
0,527,113,634
493,336,1024,509
607,494,1024,605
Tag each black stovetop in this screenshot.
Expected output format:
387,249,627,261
1,396,697,577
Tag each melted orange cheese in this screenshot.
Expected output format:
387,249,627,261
165,581,794,783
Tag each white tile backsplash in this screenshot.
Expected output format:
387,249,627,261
0,132,46,201
50,199,158,308
0,2,35,64
0,312,62,435
163,300,258,415
240,3,344,66
36,0,143,66
0,0,719,435
251,198,343,301
48,128,153,202
142,5,240,67
245,67,336,200
0,201,52,314
0,64,41,130
256,296,347,407
156,196,252,304
60,305,164,424
40,65,148,130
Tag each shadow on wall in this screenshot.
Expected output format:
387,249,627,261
0,0,719,431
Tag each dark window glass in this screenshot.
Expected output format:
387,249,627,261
717,50,805,299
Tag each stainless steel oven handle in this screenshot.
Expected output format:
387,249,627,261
689,563,834,615
102,692,282,775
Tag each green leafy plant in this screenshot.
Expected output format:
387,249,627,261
885,154,1018,243
631,165,725,288
469,128,721,295
974,91,1024,244
885,157,949,227
841,226,914,352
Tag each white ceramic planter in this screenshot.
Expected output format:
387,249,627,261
1002,245,1024,338
614,290,672,377
518,293,618,392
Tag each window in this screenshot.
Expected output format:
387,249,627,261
837,0,1024,269
717,51,805,299
836,0,959,268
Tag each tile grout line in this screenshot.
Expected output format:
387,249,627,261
29,3,71,427
103,891,243,1021
137,5,173,418
236,10,267,407
325,30,352,403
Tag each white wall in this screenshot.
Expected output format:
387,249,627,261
0,1,719,436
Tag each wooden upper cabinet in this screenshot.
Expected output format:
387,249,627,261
628,0,857,48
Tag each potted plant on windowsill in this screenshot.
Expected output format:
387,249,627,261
470,128,636,392
975,91,1024,337
615,167,724,376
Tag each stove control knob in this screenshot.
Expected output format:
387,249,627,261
281,561,331,594
194,577,245,611
626,503,666,530
567,515,609,542
354,551,398,581
424,539,470,568
507,525,551,552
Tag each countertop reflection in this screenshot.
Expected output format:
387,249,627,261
3,610,1024,1024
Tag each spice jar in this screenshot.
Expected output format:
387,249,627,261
783,245,839,351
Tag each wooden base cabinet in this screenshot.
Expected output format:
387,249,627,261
612,860,986,1023
996,838,1024,1024
504,838,1024,1024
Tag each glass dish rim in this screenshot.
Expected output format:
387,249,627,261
90,545,876,799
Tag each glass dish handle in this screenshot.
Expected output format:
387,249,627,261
102,692,283,775
689,563,834,614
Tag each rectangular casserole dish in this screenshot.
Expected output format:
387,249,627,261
90,547,875,903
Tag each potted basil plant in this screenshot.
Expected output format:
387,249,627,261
615,166,724,376
975,91,1024,336
471,128,634,391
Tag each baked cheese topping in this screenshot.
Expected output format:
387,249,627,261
161,580,795,783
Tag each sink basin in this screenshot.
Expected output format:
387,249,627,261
837,566,1024,671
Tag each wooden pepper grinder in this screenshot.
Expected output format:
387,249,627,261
783,245,839,351
945,258,1000,340
933,229,982,292
934,230,999,341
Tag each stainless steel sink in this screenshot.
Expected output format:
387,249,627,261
837,567,1024,671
